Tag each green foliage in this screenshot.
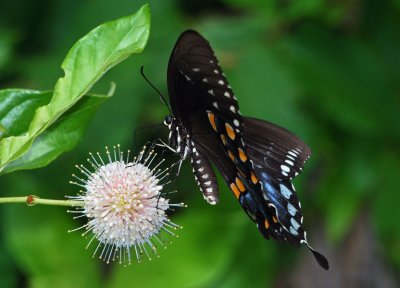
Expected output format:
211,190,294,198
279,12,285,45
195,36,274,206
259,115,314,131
1,92,109,174
0,0,399,287
0,4,150,174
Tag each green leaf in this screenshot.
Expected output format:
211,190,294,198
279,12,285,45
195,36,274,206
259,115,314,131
0,4,150,173
1,94,108,174
0,90,52,140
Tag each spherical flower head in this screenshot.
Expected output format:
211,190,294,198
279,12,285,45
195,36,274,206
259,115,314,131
69,145,184,265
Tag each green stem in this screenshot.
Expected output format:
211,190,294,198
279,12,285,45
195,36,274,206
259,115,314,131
0,195,84,207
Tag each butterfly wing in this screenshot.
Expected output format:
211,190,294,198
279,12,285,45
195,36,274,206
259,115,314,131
242,117,328,269
167,30,280,231
167,30,328,269
243,117,311,180
167,30,240,131
242,117,310,238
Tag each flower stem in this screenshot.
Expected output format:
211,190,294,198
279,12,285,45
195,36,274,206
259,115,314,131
0,195,84,207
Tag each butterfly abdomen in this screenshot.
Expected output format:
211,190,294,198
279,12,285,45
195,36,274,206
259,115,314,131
189,142,219,205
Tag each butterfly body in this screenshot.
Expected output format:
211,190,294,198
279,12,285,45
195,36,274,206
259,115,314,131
163,30,329,269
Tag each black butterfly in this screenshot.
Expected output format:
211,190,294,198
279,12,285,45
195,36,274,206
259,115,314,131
162,30,329,270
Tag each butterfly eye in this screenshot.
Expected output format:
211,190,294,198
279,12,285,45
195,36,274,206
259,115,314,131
164,115,173,126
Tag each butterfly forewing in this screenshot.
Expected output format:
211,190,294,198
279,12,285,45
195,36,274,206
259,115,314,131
168,30,241,131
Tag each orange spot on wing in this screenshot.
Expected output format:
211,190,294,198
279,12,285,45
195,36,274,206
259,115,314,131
220,134,227,145
235,177,246,192
251,172,258,184
228,150,235,161
264,219,270,229
225,123,235,140
238,148,248,162
230,183,240,199
208,112,217,131
272,216,278,223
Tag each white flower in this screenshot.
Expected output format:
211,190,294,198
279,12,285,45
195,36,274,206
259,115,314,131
68,145,184,265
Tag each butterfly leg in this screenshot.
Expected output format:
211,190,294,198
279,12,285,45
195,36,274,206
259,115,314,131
155,138,178,153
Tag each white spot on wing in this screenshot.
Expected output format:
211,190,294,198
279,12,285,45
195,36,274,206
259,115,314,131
291,218,300,230
202,174,209,179
213,102,219,109
279,184,292,199
208,89,215,96
287,154,295,161
229,105,236,113
285,159,294,166
218,80,224,85
192,68,200,72
281,165,290,173
287,203,297,216
224,91,230,98
202,78,208,83
290,226,299,236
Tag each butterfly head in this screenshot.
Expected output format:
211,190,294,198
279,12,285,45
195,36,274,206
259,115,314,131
163,115,173,128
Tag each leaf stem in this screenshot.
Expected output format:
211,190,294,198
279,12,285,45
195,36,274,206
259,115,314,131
0,195,84,207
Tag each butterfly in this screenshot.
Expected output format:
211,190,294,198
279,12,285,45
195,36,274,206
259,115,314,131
162,30,329,270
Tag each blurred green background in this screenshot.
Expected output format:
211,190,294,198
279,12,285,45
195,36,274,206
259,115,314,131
1,0,399,287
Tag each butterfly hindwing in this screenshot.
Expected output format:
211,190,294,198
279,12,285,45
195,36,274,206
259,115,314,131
240,117,314,244
243,117,311,180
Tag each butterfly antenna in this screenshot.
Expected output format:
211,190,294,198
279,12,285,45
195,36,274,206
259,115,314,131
140,66,172,114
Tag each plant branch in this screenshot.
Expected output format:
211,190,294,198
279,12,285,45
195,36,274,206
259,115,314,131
0,195,84,207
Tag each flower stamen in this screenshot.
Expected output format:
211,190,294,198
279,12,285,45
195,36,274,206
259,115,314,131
69,145,183,265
